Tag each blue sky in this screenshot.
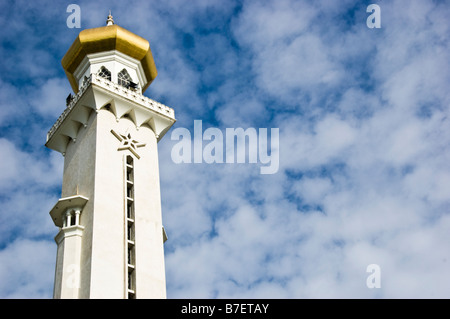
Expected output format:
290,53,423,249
1,0,450,298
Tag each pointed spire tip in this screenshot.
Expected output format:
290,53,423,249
106,11,114,26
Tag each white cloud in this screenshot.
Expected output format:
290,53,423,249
0,138,62,191
163,0,450,299
233,0,341,99
233,0,316,47
0,80,30,127
30,77,71,118
0,239,54,298
292,177,332,204
0,137,62,244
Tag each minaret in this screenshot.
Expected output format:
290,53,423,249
46,14,175,299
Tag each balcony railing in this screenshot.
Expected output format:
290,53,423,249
47,73,175,142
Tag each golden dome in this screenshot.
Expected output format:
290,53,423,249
61,24,157,93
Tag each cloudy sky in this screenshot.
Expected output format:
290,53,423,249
1,0,450,298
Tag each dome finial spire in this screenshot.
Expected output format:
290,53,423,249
106,11,114,26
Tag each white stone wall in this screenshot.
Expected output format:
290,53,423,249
54,101,167,298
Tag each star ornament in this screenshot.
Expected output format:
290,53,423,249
111,129,146,159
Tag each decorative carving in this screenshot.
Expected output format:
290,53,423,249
111,129,146,159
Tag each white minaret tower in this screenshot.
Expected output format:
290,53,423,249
46,14,175,299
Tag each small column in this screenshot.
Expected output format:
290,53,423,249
74,209,81,225
65,210,72,228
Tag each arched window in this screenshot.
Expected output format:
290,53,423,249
118,69,132,88
98,66,111,81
